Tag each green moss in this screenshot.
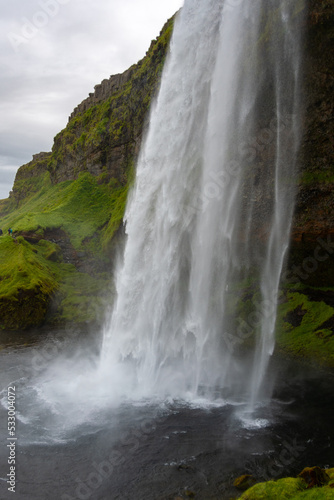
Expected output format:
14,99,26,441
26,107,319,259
327,469,334,482
0,236,58,329
0,232,113,329
101,184,128,250
51,265,110,324
292,489,334,499
0,15,176,330
239,477,334,499
1,172,126,250
239,478,306,499
0,170,128,328
276,291,334,367
300,170,334,185
239,469,334,500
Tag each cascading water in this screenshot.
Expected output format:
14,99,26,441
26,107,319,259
4,5,334,498
100,0,305,406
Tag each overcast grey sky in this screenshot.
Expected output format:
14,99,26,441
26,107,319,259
0,0,183,200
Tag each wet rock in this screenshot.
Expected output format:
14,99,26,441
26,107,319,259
19,231,43,244
298,466,330,488
234,474,257,491
178,464,195,472
284,304,307,328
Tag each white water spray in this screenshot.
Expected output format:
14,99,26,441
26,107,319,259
100,0,305,406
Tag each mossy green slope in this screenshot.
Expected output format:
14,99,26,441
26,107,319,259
0,235,58,329
0,169,131,329
0,16,175,330
2,172,127,250
0,172,130,329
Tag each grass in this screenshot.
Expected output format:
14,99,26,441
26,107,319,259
0,236,58,329
239,477,307,499
0,236,56,297
0,171,126,329
0,172,126,251
0,233,112,329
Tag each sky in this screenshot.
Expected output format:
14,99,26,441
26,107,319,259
0,0,184,200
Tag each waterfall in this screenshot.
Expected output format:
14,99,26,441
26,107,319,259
100,0,305,405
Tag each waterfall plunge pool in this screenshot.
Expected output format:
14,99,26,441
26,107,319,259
0,328,333,500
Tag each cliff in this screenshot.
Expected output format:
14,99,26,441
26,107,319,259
293,0,334,242
0,15,175,330
287,0,334,290
48,20,174,186
0,1,333,369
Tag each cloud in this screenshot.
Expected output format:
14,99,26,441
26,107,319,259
0,0,183,200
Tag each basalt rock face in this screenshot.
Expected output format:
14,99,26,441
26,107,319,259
69,69,134,122
239,0,334,253
10,152,51,205
4,16,174,197
293,0,334,242
287,0,334,287
47,17,175,186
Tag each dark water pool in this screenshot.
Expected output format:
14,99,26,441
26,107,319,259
0,329,333,500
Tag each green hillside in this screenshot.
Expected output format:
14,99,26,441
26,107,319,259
0,2,333,373
0,16,175,330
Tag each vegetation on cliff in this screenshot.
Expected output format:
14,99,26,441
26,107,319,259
0,15,175,330
0,0,333,375
0,173,120,328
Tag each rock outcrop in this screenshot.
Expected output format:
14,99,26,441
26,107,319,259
287,0,334,288
69,69,134,121
293,0,334,242
47,17,175,186
10,152,51,205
